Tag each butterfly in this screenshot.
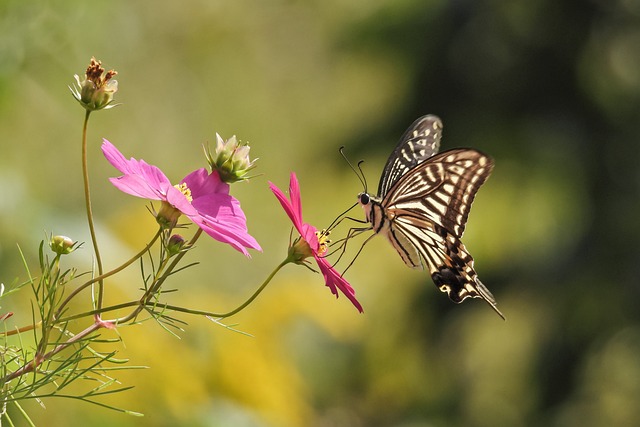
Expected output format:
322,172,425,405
357,115,504,319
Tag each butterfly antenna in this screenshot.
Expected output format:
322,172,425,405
357,160,368,193
339,146,367,192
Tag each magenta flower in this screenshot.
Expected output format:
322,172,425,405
269,173,363,312
102,139,261,256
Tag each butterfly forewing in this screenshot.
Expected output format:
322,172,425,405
384,149,494,238
377,115,443,198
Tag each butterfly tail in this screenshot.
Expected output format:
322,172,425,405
431,266,505,320
475,278,506,320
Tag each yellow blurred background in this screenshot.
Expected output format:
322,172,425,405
2,0,640,426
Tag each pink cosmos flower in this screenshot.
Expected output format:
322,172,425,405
102,139,261,256
269,173,363,312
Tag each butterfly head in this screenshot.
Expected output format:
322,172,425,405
357,192,371,206
357,191,381,226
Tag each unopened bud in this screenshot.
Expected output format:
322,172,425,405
204,134,257,183
167,234,186,256
50,235,77,255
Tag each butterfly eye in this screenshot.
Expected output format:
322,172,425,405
359,193,370,205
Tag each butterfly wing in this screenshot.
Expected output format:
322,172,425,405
381,148,503,318
377,115,443,198
385,149,493,239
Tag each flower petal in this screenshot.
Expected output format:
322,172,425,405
191,193,261,255
269,180,303,234
182,168,229,198
288,173,304,225
102,139,172,200
315,256,363,313
108,176,160,200
165,185,199,216
190,216,260,256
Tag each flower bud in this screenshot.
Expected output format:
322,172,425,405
50,235,77,255
204,134,257,183
167,234,186,256
69,57,119,111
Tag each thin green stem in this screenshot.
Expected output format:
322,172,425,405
206,258,289,318
0,321,42,337
81,110,105,311
63,256,290,322
35,254,62,359
58,302,140,323
111,228,204,325
54,229,162,321
69,247,291,324
2,322,101,383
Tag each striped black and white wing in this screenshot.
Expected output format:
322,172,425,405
382,149,503,318
377,115,443,198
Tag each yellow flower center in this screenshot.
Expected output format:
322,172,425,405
174,183,193,202
315,229,331,256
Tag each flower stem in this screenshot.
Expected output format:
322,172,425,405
70,254,290,324
2,322,101,383
58,301,140,323
81,110,105,310
54,229,162,321
0,321,42,337
206,258,289,318
111,228,204,325
139,257,289,319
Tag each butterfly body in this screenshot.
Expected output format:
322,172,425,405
358,115,504,319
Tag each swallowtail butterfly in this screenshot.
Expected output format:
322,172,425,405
358,115,504,319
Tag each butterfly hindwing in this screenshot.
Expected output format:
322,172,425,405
390,218,499,311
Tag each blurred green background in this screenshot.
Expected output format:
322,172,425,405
2,0,640,426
